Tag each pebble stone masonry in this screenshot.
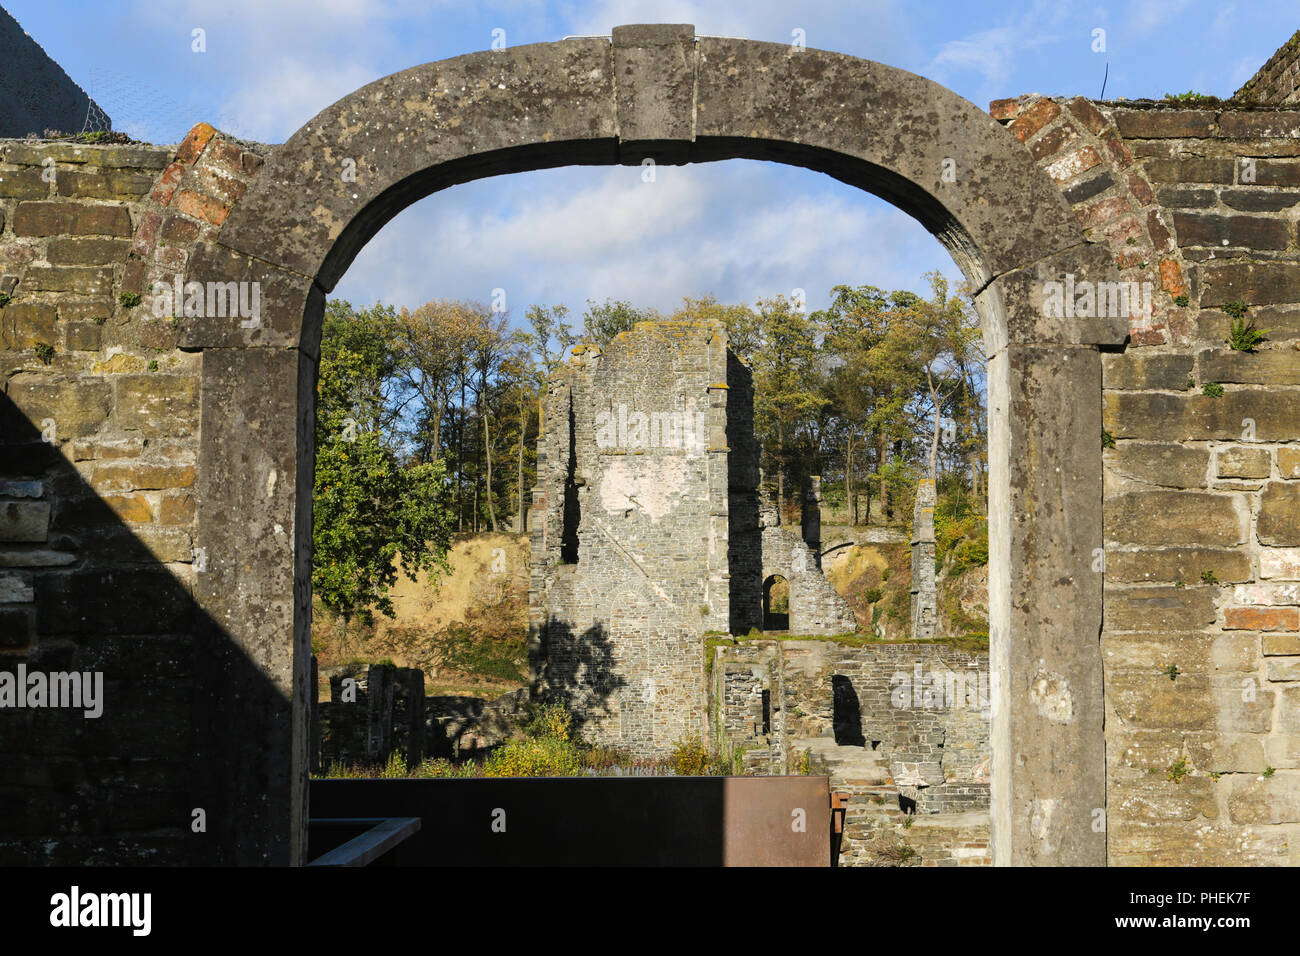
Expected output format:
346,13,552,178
2,23,1299,866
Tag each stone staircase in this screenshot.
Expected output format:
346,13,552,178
794,736,991,866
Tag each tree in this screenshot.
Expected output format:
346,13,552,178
313,300,455,623
580,298,657,347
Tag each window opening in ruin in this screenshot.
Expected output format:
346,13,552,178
760,689,771,736
831,674,865,747
561,397,580,563
763,574,789,630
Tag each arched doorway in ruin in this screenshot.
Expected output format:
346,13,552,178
180,24,1125,865
762,575,790,631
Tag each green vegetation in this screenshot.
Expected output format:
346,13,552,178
1102,430,1116,448
1165,663,1180,681
1202,383,1225,397
33,342,55,365
118,292,141,308
1200,570,1218,585
1163,90,1219,105
1167,757,1191,783
0,292,10,307
313,301,455,624
1221,299,1248,319
1174,294,1189,308
1226,316,1268,352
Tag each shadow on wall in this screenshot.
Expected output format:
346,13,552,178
0,391,293,865
534,619,625,738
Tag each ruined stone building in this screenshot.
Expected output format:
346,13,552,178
527,321,855,752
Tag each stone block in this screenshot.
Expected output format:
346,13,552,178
0,303,57,349
1200,262,1300,307
11,201,132,237
1104,390,1300,441
114,375,198,437
5,374,112,438
1101,352,1193,390
1172,212,1289,249
1279,447,1300,478
1105,491,1243,546
1200,348,1300,386
1227,774,1300,825
1260,482,1300,546
0,501,50,542
1261,548,1300,579
1104,584,1216,630
1103,547,1251,584
1224,606,1299,630
44,238,131,266
1216,445,1271,478
19,265,113,296
1106,443,1207,487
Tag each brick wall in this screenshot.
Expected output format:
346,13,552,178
991,95,1300,864
0,128,267,862
1235,30,1300,106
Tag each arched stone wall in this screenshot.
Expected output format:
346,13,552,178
176,24,1121,865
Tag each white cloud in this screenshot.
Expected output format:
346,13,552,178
333,160,954,322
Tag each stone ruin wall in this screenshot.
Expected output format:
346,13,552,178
712,639,990,806
1,85,1300,861
528,323,731,753
528,321,857,754
0,126,268,863
988,95,1300,864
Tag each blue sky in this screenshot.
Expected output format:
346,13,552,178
7,0,1294,319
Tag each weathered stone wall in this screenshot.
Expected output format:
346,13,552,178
712,639,990,805
530,321,855,753
1236,30,1300,106
0,127,269,863
3,25,1300,864
315,662,425,770
990,94,1300,864
530,323,729,752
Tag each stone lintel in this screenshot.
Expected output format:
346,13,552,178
612,24,697,165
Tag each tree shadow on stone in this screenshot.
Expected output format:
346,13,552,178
533,620,625,739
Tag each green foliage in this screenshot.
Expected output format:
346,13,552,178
1174,294,1189,307
525,701,572,742
934,509,988,577
118,292,141,308
1101,429,1116,448
437,623,525,683
147,359,159,372
0,292,10,307
313,300,455,623
1164,90,1218,104
1202,382,1225,397
93,315,107,325
1167,756,1191,783
1221,299,1248,319
863,586,883,604
580,298,657,347
379,751,409,778
1264,766,1276,778
670,735,710,776
1226,316,1268,352
1200,570,1218,585
483,736,583,777
33,342,55,365
1165,663,1181,681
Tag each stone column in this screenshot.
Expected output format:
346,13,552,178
911,478,937,640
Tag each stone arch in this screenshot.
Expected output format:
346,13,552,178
762,574,789,631
180,24,1125,865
